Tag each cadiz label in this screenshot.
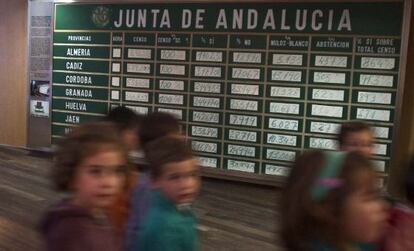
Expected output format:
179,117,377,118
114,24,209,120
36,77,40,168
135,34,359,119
66,62,83,70
65,101,87,111
65,88,93,98
65,75,92,84
65,115,80,123
67,48,91,56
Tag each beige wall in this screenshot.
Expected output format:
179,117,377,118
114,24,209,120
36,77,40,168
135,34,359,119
0,0,28,146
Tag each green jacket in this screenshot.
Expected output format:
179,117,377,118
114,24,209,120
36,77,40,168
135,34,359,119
134,189,197,251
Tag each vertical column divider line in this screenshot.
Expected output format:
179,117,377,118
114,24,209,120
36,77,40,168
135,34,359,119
152,33,158,114
260,34,270,175
301,35,312,152
186,34,193,139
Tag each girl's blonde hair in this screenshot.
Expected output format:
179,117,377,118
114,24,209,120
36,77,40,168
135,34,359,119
281,150,376,251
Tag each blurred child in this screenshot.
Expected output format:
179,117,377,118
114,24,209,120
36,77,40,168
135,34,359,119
105,106,143,153
281,150,388,251
134,136,200,251
338,120,374,157
338,121,387,251
124,111,182,250
138,111,183,147
41,122,128,251
380,157,414,251
104,106,144,234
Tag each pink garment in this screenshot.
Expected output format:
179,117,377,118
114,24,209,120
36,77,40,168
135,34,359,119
381,203,414,251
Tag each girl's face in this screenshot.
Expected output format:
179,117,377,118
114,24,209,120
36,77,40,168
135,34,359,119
71,148,126,211
342,171,389,242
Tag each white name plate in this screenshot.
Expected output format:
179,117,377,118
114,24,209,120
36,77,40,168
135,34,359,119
160,64,185,76
228,129,257,142
193,111,220,124
160,50,186,61
272,54,302,66
271,70,302,82
231,84,259,96
194,82,221,93
267,133,297,146
315,55,347,68
227,144,256,157
312,89,345,101
158,94,184,105
311,104,343,118
125,91,149,102
229,114,258,127
227,159,255,173
357,91,392,105
269,102,300,115
193,96,221,108
192,141,217,153
127,63,151,74
268,118,299,131
194,66,222,77
197,156,218,168
232,68,261,80
309,137,338,150
230,99,258,111
356,108,390,121
372,126,390,139
270,86,301,98
359,74,394,87
233,52,262,64
310,121,340,134
126,78,150,88
265,164,290,176
127,48,151,59
191,126,218,138
266,149,296,161
159,80,184,91
361,57,395,70
196,51,223,62
313,72,346,84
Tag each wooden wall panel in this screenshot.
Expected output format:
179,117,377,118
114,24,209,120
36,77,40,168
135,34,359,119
0,0,28,146
388,2,414,195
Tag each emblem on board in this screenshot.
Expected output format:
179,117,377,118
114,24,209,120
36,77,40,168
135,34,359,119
91,6,110,28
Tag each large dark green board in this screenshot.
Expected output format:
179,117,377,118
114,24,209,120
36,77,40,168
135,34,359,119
52,2,407,181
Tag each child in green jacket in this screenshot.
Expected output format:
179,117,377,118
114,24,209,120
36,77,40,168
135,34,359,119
134,136,200,251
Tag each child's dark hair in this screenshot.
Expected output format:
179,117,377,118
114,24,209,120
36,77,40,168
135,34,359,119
52,121,128,191
405,157,414,204
144,136,193,179
105,106,143,132
281,150,376,251
139,112,181,147
337,120,372,146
